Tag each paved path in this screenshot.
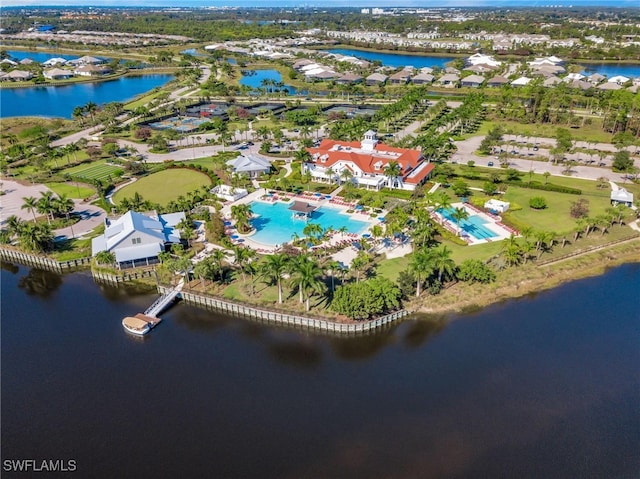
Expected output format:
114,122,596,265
50,124,104,148
0,179,106,239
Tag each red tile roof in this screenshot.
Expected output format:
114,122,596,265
306,139,427,181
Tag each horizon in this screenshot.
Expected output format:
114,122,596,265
2,1,639,8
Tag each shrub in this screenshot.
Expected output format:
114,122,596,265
529,196,548,209
457,259,496,283
570,198,590,219
504,180,581,195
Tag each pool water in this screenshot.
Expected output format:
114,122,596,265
437,208,498,240
249,201,369,246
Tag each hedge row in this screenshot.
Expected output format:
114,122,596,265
504,180,582,195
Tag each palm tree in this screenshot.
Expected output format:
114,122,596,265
192,259,210,292
434,191,452,212
230,203,253,234
95,251,116,266
410,247,434,297
340,168,353,185
36,191,56,224
21,196,39,223
84,101,98,124
502,234,523,266
291,256,325,311
383,160,402,188
261,253,289,304
54,194,74,220
325,167,335,184
72,106,85,126
302,222,323,241
232,245,255,289
451,206,469,237
431,245,456,283
5,215,25,238
325,260,342,293
350,251,369,283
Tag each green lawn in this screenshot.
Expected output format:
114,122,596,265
478,119,613,144
63,160,123,182
502,186,611,234
45,182,95,199
112,168,212,206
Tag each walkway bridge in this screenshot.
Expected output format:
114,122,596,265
144,280,183,318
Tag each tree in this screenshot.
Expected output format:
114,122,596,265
232,245,256,290
230,203,253,234
302,222,323,242
21,196,38,223
457,259,496,283
409,247,434,297
383,161,402,188
291,256,325,311
431,246,456,283
36,191,56,224
261,253,289,304
331,277,401,320
451,207,469,236
570,198,590,219
612,150,633,172
483,181,498,196
95,251,116,265
451,179,470,197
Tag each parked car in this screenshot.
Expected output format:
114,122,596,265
488,161,494,167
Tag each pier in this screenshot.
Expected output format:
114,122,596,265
122,279,183,335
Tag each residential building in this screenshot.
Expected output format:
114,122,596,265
44,68,74,80
365,73,387,86
303,130,434,191
91,211,185,269
461,74,485,88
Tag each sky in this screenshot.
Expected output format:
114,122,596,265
1,0,637,7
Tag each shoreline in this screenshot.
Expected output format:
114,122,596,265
414,239,640,316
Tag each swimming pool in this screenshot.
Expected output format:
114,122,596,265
248,201,369,246
437,207,498,240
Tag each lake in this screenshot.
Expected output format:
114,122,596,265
0,74,174,118
239,69,298,95
580,62,640,78
325,48,456,69
5,50,84,64
2,261,638,478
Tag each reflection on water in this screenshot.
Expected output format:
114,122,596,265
17,267,62,297
2,262,639,478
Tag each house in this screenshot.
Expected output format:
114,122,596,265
42,57,68,67
6,70,33,81
227,154,272,178
487,75,509,88
411,72,435,84
389,69,412,85
0,59,17,66
587,73,606,84
44,68,74,80
438,73,460,88
303,130,434,191
74,65,112,77
335,72,363,84
19,58,34,65
598,82,622,91
464,63,496,74
365,73,388,86
510,76,531,87
76,55,103,65
466,53,501,68
543,76,562,87
564,73,585,82
608,75,630,85
461,74,485,88
569,80,592,91
91,211,185,269
611,188,634,207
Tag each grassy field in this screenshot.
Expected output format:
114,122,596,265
112,168,212,206
478,119,613,144
63,161,123,182
45,182,95,199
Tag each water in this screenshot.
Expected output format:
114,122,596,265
438,207,498,240
249,200,369,246
0,74,174,118
2,262,638,477
2,261,640,477
580,62,640,79
239,69,297,95
325,48,456,69
5,50,82,63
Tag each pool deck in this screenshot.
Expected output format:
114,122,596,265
432,202,517,245
220,189,382,254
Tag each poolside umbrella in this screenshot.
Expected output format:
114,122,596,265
231,235,239,239
362,234,371,238
378,217,385,222
355,205,363,210
314,192,322,197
